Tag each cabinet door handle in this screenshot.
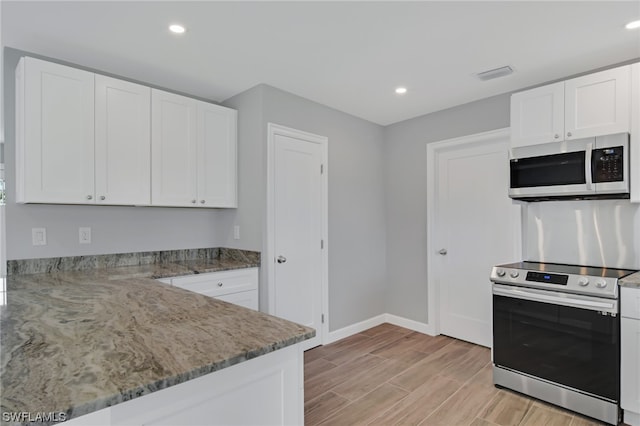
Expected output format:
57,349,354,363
191,199,197,204
554,134,560,139
100,196,106,201
200,200,205,204
87,195,93,200
217,282,223,287
567,132,572,137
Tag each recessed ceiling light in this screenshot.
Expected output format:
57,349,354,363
169,24,186,34
626,20,640,30
395,87,407,95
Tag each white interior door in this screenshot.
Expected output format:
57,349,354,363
268,124,327,350
431,130,520,348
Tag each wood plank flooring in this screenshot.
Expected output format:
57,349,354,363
304,323,608,426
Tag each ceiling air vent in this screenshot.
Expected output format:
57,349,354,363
476,66,514,81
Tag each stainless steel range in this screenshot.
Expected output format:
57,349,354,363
490,262,637,425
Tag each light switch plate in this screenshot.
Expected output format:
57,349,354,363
32,228,46,246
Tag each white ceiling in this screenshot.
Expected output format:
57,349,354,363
3,1,640,126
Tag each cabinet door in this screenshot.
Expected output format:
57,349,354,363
631,63,640,204
95,75,151,205
16,57,95,203
151,89,198,206
170,268,258,299
510,82,564,148
622,317,640,413
197,102,238,207
565,65,630,140
216,291,258,311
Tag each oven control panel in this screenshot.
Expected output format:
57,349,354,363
490,266,619,299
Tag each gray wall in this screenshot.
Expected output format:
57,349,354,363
4,48,226,259
224,84,388,331
383,94,510,322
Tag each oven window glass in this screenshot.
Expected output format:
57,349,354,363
493,295,619,401
510,151,585,188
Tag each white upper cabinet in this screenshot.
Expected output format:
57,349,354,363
197,102,237,208
511,65,631,149
0,3,4,143
631,63,640,204
95,75,151,205
151,89,198,206
565,66,630,140
16,57,95,204
151,89,237,208
16,56,237,208
510,82,564,148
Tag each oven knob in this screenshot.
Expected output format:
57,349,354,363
496,269,506,277
509,271,519,278
578,278,589,287
595,280,607,289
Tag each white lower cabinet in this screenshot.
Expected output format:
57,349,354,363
622,286,640,426
162,268,258,311
64,343,304,426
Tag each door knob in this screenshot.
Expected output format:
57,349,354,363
276,256,287,264
438,249,448,255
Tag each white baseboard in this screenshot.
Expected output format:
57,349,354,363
326,314,386,343
326,313,435,344
385,313,436,336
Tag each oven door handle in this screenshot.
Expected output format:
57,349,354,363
492,284,617,313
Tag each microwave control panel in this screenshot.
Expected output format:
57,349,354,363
592,146,624,183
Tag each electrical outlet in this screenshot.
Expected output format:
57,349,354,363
79,227,91,244
233,225,240,240
32,228,47,246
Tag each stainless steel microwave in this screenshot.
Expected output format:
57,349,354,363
509,133,629,201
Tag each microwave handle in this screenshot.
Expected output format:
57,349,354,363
585,142,593,190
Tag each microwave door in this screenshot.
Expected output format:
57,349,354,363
509,150,592,199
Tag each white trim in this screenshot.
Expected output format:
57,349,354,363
426,128,519,338
326,313,436,344
385,314,436,336
266,123,329,346
326,314,387,344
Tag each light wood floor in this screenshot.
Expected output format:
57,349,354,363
304,323,609,426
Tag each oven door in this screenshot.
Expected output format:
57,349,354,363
492,284,620,402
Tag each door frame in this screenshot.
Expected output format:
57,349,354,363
425,127,521,336
266,123,329,346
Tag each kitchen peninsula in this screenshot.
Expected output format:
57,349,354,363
0,249,314,425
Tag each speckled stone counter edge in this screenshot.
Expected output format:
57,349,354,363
620,271,640,288
6,247,260,275
65,332,314,423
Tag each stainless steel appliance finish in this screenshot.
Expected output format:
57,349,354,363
491,261,635,299
524,199,640,271
493,366,620,424
491,261,637,425
509,133,629,201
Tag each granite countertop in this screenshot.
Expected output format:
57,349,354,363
620,271,640,288
0,257,315,424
